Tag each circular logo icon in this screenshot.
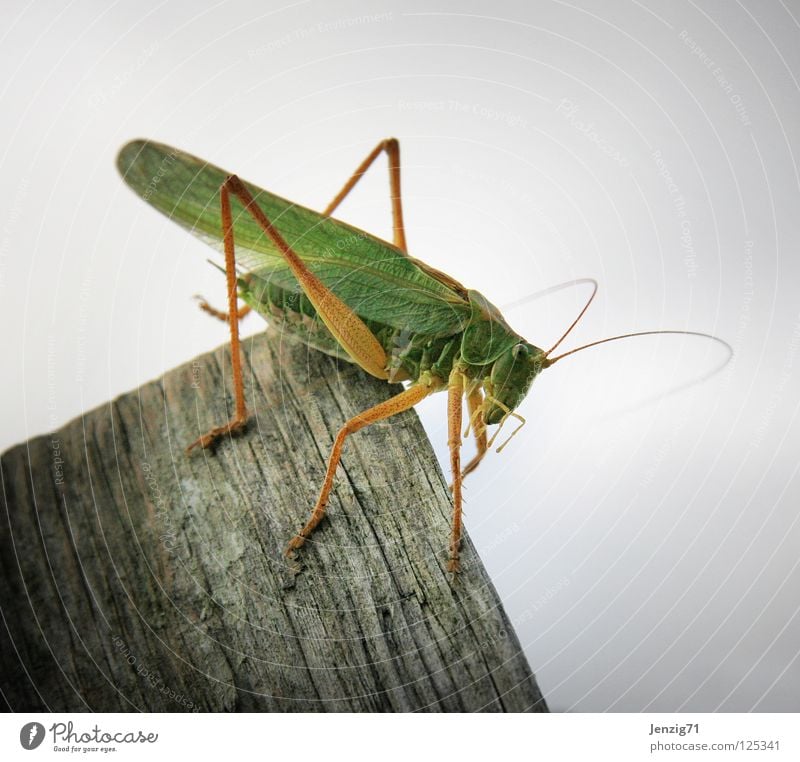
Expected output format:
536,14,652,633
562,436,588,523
20,722,45,750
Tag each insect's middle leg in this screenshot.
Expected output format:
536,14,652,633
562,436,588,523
448,369,466,573
285,381,437,556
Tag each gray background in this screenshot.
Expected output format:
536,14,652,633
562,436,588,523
1,0,798,711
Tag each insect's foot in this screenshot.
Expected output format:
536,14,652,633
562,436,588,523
194,296,252,323
448,474,473,491
186,418,247,453
285,534,307,555
284,536,310,576
194,295,229,322
447,556,461,574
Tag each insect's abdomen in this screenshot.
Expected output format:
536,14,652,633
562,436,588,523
239,275,460,382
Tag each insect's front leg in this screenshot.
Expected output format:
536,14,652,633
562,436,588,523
461,386,488,481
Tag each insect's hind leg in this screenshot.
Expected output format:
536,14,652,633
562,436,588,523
187,177,249,452
285,381,437,557
324,138,407,252
189,169,398,451
220,175,390,381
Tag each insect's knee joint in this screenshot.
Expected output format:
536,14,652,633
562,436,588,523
419,371,443,389
224,174,244,192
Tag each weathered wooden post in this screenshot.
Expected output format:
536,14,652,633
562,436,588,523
0,330,547,712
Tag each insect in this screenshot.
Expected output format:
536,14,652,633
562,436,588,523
117,138,724,572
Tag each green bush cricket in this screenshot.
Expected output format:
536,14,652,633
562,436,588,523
117,138,725,572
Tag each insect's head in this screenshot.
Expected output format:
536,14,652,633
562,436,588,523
484,341,548,425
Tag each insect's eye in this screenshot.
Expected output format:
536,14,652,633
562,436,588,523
512,343,529,359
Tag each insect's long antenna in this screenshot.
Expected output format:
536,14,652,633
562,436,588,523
544,278,599,358
543,330,733,367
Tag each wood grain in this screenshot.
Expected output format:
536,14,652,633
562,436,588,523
0,330,547,712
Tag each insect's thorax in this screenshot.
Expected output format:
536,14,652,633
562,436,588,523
239,277,546,421
458,289,547,423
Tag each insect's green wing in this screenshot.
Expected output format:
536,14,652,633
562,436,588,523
117,140,470,338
